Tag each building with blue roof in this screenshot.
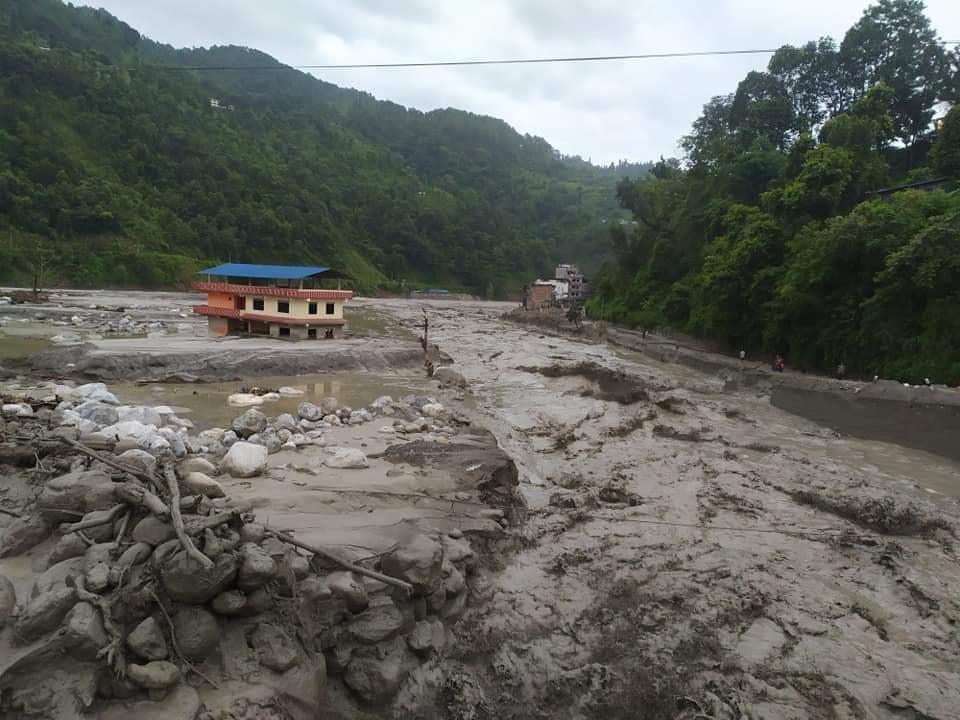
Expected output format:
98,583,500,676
192,263,353,340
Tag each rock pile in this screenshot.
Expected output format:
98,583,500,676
0,382,487,717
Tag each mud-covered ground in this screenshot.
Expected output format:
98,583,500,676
3,290,959,719
356,298,960,720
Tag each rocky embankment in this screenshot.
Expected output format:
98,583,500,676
0,376,520,719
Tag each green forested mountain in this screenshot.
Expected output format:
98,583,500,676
588,0,960,384
0,0,648,293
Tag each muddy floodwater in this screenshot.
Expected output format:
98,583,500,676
1,289,959,719
111,371,430,429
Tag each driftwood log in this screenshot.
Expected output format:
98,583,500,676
162,463,213,570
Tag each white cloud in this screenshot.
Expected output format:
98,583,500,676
83,0,960,163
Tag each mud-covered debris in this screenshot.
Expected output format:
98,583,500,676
0,514,50,558
181,472,225,499
517,361,654,404
211,590,247,616
127,660,181,690
344,637,411,705
63,601,108,660
15,585,77,641
652,424,705,442
348,596,405,645
173,606,219,662
160,550,237,605
328,571,369,613
324,447,369,469
381,534,443,595
237,543,276,591
789,490,952,536
250,622,299,672
0,574,15,627
127,616,169,661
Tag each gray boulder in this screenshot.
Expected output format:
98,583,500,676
76,401,119,426
116,405,162,426
348,596,404,645
344,637,411,705
178,456,217,476
320,397,339,414
231,408,267,438
127,616,168,660
63,601,108,660
407,618,445,657
220,441,268,478
172,606,220,661
380,533,443,595
327,571,368,613
0,514,51,558
273,413,298,432
36,469,112,523
211,590,247,616
132,515,175,546
251,622,299,672
126,660,180,690
297,401,323,421
161,550,237,604
181,471,225,499
237,543,276,591
16,585,77,640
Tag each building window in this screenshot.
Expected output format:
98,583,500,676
325,302,335,315
308,302,318,315
277,301,290,314
252,298,264,311
278,327,290,337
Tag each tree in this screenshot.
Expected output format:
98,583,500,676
931,105,960,178
729,71,797,149
839,0,950,147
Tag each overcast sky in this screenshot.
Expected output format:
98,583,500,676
82,1,960,164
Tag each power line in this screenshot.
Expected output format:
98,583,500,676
137,42,960,72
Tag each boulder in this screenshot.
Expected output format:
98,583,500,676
85,560,112,592
116,405,163,426
323,447,368,469
63,601,108,660
327,571,369,613
126,661,180,690
273,413,298,432
421,403,444,417
132,515,176,546
238,522,266,545
179,456,217,476
196,428,226,446
380,534,443,595
158,427,187,458
100,420,152,441
181,472,225,499
260,429,282,455
160,550,237,605
441,535,476,570
370,395,393,410
76,401,119,426
245,587,273,615
220,442,268,478
32,557,85,597
172,606,220,662
221,430,239,447
344,637,411,705
127,617,168,661
237,543,276,591
297,402,323,422
211,590,247,616
84,482,119,512
250,622,299,672
139,430,172,456
0,514,51,558
71,383,119,405
76,510,117,544
319,397,339,414
407,618,445,657
322,414,341,426
227,393,264,407
36,469,112,523
231,408,267,438
278,387,304,396
348,596,404,645
16,585,77,640
0,574,15,627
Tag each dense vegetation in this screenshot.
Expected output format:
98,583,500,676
0,0,648,293
588,0,960,383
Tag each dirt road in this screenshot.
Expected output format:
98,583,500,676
359,298,960,720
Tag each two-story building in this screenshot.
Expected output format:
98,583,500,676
192,263,353,340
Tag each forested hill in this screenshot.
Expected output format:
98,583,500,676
0,0,650,294
588,0,960,384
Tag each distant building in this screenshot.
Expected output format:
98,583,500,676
523,281,557,310
192,263,353,340
209,97,235,111
555,264,589,305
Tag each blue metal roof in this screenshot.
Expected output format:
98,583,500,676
199,263,330,280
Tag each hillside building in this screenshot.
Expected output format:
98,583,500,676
554,264,590,305
192,263,353,339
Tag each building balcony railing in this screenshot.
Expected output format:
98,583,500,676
193,305,345,326
192,280,353,300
